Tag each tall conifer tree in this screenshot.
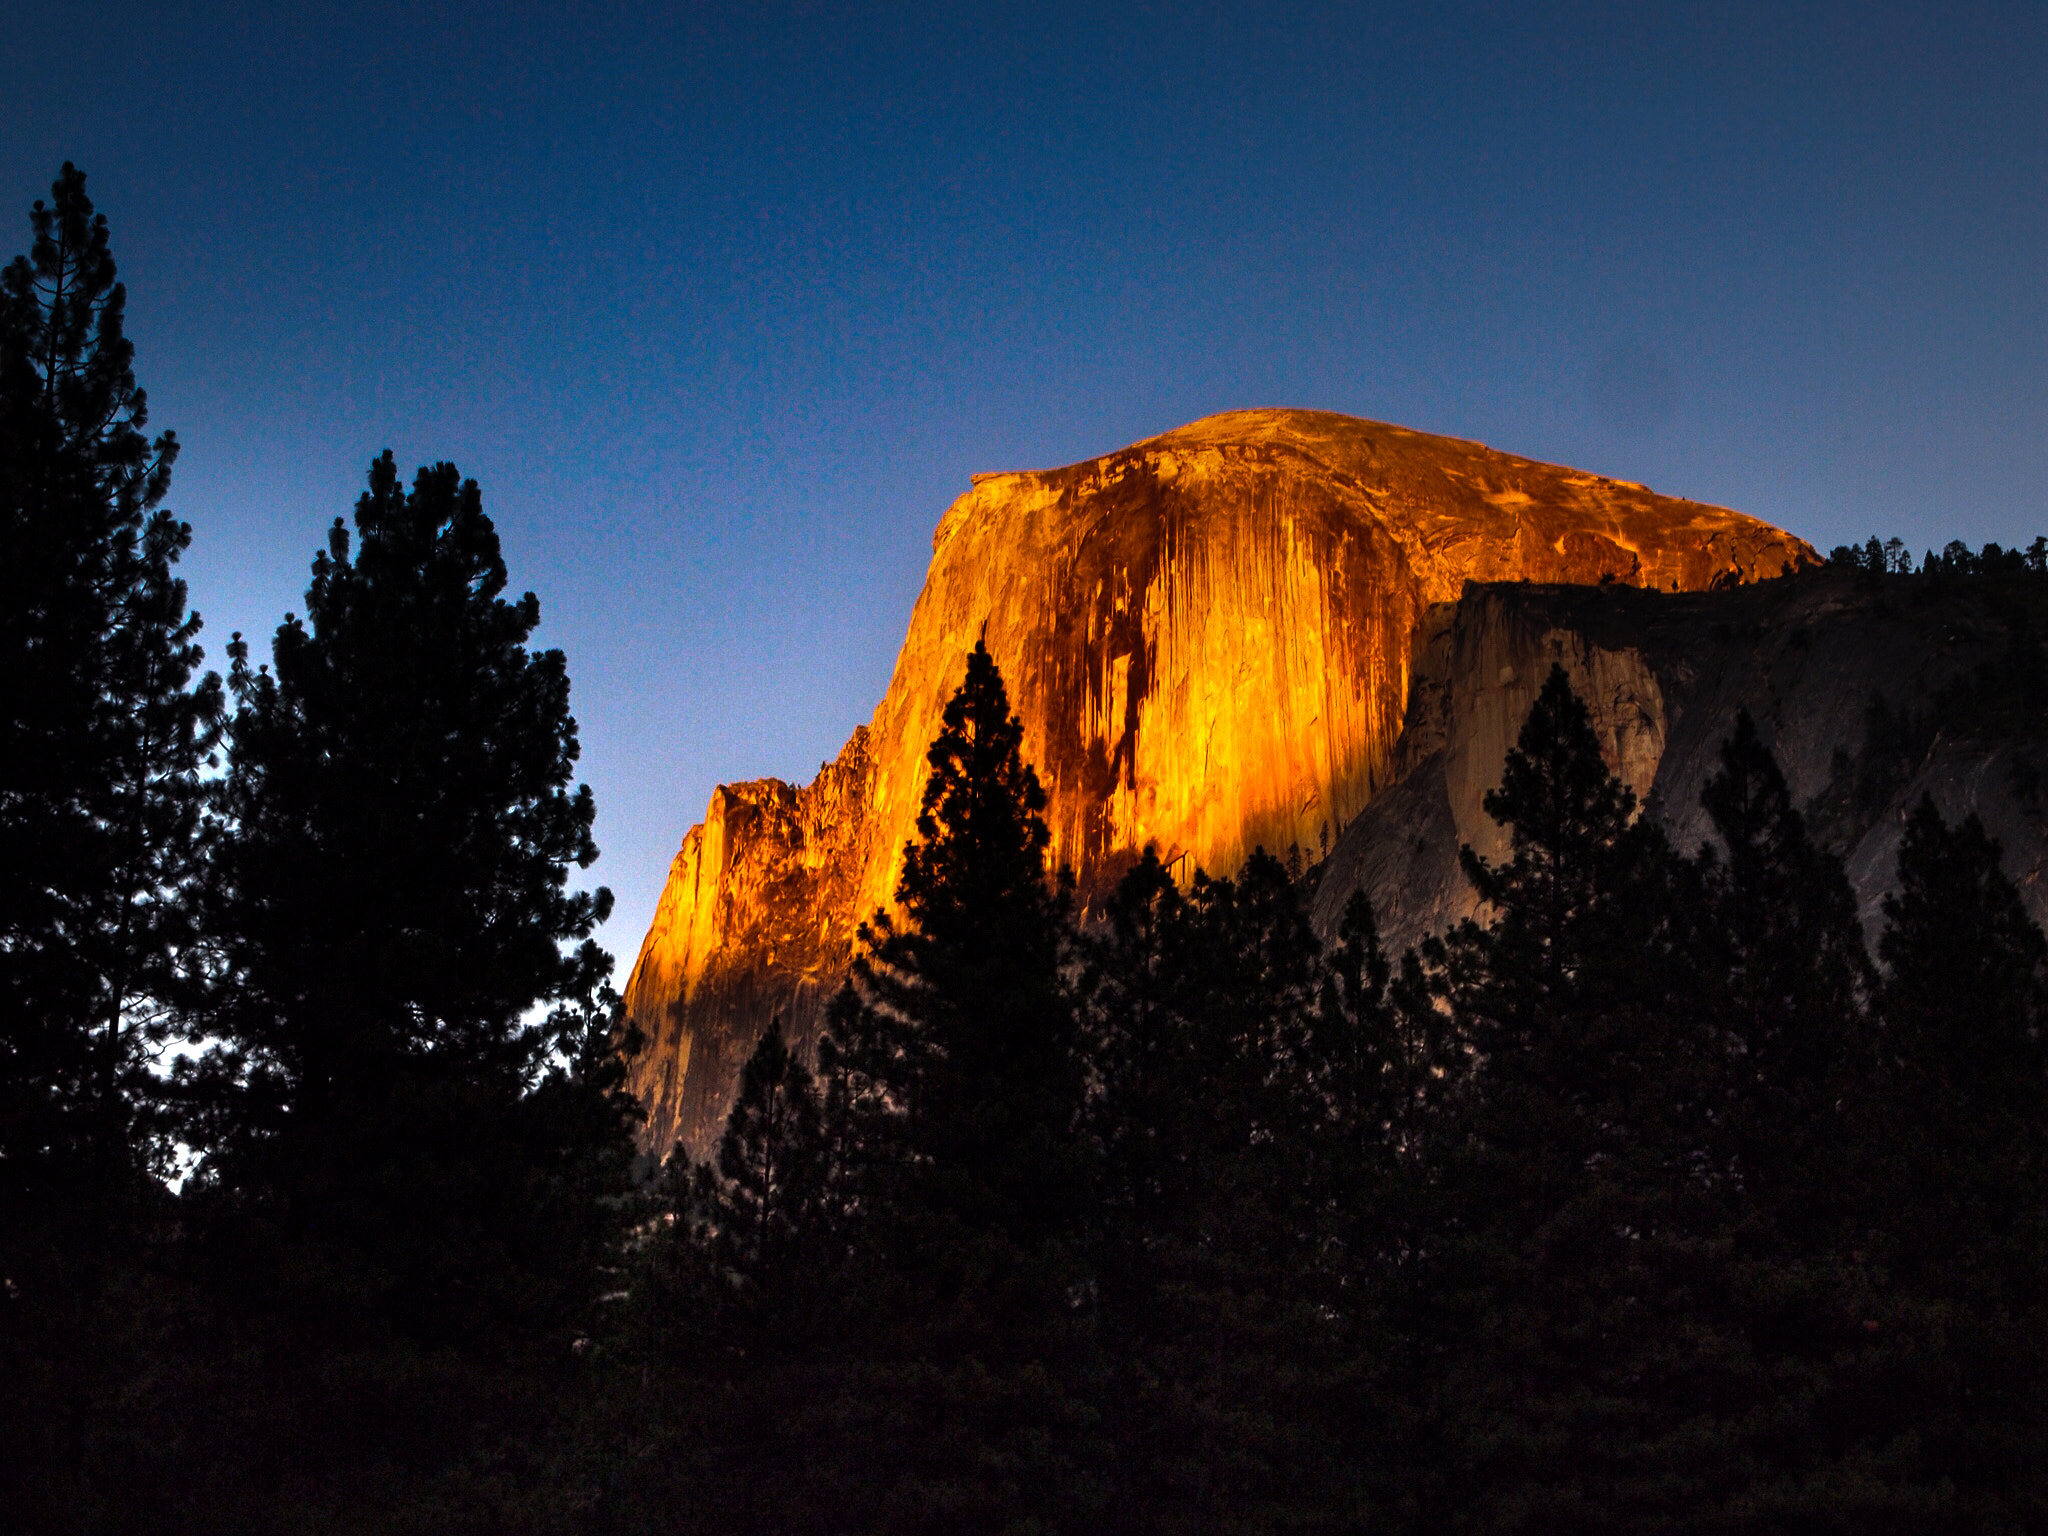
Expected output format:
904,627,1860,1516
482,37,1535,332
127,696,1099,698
1081,848,1190,1313
198,452,627,1345
1416,664,1714,1531
1695,709,1871,1221
1874,795,2048,1283
1853,797,2048,1522
710,1020,826,1302
0,164,215,1224
1311,888,1437,1285
1080,847,1347,1527
1880,796,2048,1177
1670,714,1886,1523
824,638,1081,1261
805,640,1098,1530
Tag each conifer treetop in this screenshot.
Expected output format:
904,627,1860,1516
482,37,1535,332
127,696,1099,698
898,637,1051,925
1,162,174,519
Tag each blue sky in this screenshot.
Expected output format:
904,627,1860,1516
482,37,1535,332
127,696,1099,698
9,0,2046,962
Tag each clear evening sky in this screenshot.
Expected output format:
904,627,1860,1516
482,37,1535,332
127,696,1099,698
9,2,2046,964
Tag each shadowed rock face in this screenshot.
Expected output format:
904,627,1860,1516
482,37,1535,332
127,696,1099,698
624,409,1815,1159
1311,570,2048,958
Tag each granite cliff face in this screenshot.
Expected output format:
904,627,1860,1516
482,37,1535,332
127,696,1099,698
1311,569,2048,957
625,409,1814,1158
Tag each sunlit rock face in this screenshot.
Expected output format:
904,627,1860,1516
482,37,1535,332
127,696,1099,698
624,409,1815,1158
622,733,873,1159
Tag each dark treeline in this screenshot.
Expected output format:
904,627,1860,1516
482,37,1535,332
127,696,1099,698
612,648,2048,1535
1830,532,2048,578
2,167,637,1534
6,165,2048,1533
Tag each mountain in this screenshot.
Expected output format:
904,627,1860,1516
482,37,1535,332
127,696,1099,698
1313,565,2048,955
622,408,1814,1159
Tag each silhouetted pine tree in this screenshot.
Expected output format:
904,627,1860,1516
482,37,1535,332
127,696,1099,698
1851,796,2048,1524
1658,712,1892,1527
1879,796,2047,1212
824,639,1084,1284
0,163,216,1234
1696,709,1871,1213
709,1019,826,1308
194,452,630,1354
0,167,222,1536
1080,847,1350,1529
730,639,1101,1531
1087,850,1324,1263
1311,888,1438,1285
1412,664,1722,1533
1301,889,1460,1530
1080,848,1190,1329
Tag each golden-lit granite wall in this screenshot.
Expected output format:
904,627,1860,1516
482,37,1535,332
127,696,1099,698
623,408,1815,1159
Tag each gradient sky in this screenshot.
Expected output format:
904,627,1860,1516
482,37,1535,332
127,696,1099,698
10,1,2046,964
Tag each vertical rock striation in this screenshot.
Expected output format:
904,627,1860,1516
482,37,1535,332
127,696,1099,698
624,409,1815,1158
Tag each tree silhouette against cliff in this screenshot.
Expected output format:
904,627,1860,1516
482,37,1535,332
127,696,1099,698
710,1019,826,1303
1695,709,1871,1229
1881,796,2048,1164
824,638,1083,1264
1416,663,1732,1529
1080,845,1360,1523
1856,796,2048,1516
802,639,1098,1528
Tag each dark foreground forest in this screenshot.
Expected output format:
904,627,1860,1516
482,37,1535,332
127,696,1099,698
6,166,2048,1535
